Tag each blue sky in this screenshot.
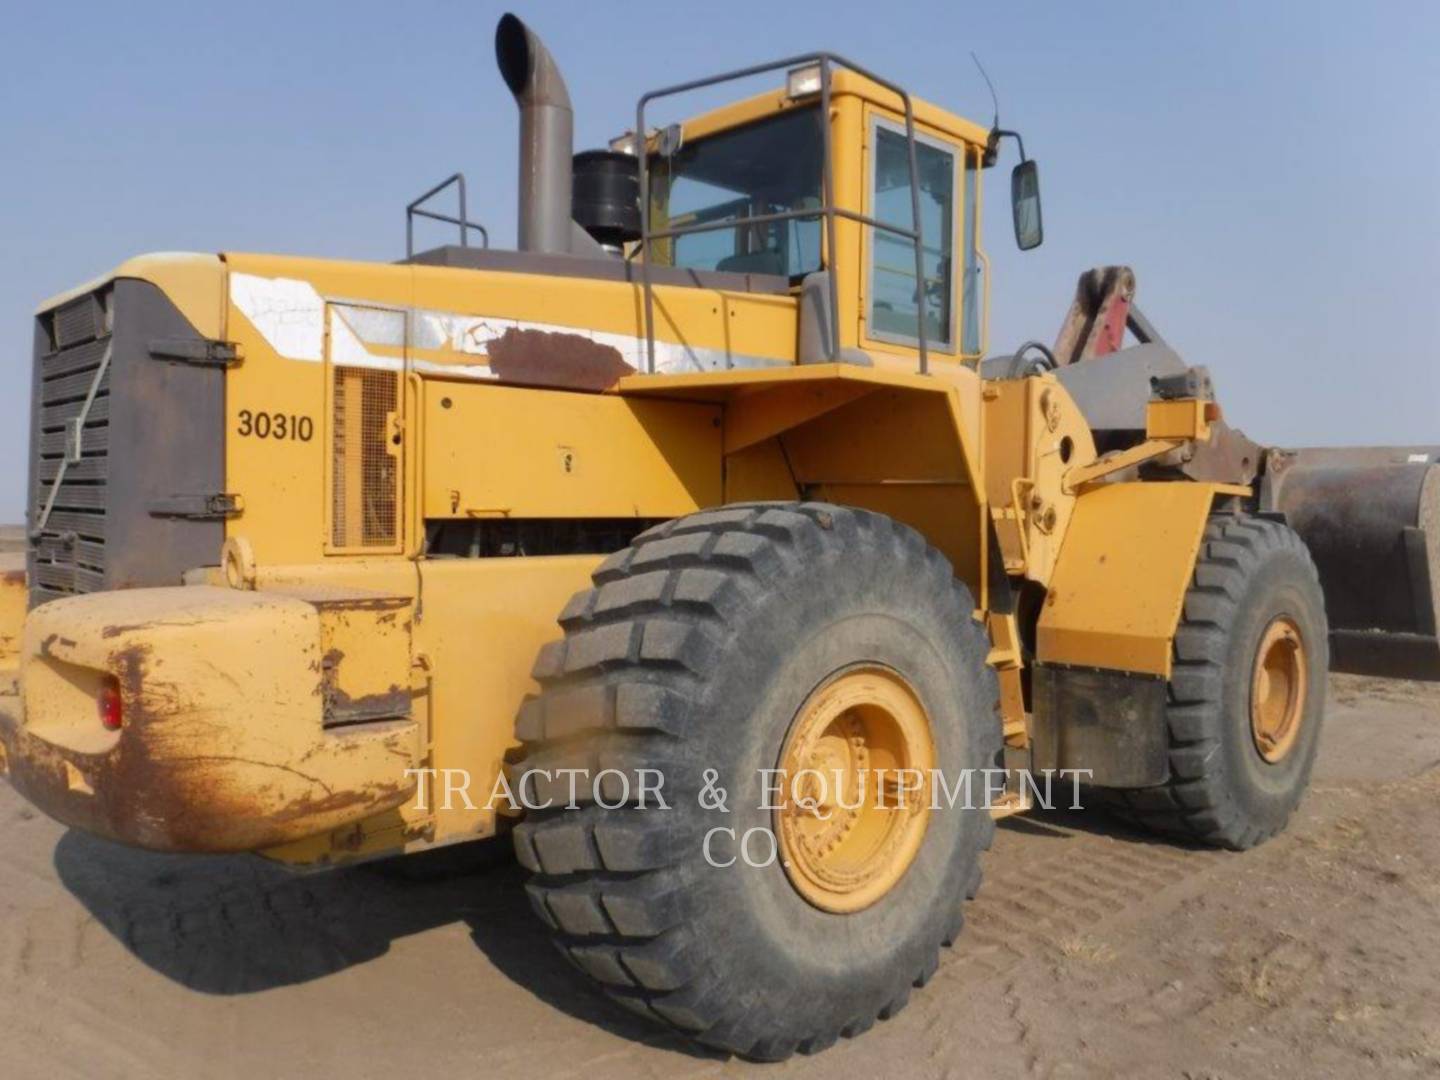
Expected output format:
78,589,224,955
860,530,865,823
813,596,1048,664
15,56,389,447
2,1,1437,521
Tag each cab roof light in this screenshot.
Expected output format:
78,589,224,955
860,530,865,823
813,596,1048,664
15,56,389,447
786,64,823,99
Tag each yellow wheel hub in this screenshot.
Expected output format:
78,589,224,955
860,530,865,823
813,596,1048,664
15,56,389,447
775,667,934,913
1251,616,1307,764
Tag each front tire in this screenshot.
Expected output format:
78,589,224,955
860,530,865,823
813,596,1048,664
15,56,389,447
512,503,1000,1059
1098,515,1328,849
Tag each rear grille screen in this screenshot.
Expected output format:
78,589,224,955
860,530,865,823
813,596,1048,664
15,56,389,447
30,289,112,602
330,366,399,549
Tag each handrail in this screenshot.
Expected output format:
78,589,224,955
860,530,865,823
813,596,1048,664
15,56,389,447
635,53,931,375
406,173,489,259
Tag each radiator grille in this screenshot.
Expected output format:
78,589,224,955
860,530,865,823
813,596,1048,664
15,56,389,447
331,366,399,548
30,289,112,603
51,292,107,351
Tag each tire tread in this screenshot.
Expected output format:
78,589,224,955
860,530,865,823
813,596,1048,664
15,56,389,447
513,502,998,1059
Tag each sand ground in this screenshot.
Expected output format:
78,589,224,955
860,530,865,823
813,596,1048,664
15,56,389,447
1,668,1438,1079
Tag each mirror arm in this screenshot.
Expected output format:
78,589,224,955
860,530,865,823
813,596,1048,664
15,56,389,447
984,128,1026,167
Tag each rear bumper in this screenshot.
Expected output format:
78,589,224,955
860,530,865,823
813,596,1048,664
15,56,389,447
0,585,419,853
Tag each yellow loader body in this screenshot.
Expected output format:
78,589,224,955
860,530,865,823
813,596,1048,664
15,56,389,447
0,240,1232,864
2,50,1415,877
11,14,1436,1058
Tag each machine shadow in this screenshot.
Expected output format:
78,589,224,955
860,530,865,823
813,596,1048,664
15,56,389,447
53,801,1193,1053
52,829,712,1057
998,798,1210,850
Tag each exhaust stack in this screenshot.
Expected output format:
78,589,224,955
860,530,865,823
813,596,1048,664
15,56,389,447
495,13,581,255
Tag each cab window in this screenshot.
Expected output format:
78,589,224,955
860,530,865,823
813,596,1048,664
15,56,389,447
648,108,823,279
868,119,957,349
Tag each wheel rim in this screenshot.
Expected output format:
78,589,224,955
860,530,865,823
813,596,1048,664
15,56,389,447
775,666,935,913
1250,616,1307,764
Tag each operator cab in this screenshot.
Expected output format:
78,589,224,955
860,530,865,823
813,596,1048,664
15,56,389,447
622,63,1042,369
409,29,1042,374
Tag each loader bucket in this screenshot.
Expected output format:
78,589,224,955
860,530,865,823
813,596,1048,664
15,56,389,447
1265,446,1440,680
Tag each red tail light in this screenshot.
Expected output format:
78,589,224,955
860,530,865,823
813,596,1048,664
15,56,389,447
98,678,123,732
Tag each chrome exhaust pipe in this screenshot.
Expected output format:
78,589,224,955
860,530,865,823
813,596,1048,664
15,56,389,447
495,13,577,255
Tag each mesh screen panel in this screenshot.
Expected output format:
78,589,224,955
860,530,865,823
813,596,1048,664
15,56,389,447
331,366,399,548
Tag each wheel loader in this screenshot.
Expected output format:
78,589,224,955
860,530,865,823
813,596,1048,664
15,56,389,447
3,12,1437,1061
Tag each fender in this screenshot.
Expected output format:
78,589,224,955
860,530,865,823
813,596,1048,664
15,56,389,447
1031,480,1244,786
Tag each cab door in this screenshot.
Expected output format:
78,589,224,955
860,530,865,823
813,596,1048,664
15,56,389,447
858,110,964,364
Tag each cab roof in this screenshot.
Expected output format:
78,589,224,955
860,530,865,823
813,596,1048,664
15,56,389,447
674,68,992,152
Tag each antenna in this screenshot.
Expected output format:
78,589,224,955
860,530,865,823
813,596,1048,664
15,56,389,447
970,52,1000,130
972,53,1026,167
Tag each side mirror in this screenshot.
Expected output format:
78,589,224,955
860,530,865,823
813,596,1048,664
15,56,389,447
1011,159,1043,251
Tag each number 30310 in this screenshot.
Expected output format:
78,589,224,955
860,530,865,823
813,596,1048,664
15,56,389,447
236,409,314,441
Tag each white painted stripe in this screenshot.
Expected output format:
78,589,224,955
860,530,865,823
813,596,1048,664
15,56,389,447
230,273,326,362
229,271,788,379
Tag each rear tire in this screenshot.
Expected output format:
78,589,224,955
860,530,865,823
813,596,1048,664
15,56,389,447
1098,515,1328,849
511,503,1000,1060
